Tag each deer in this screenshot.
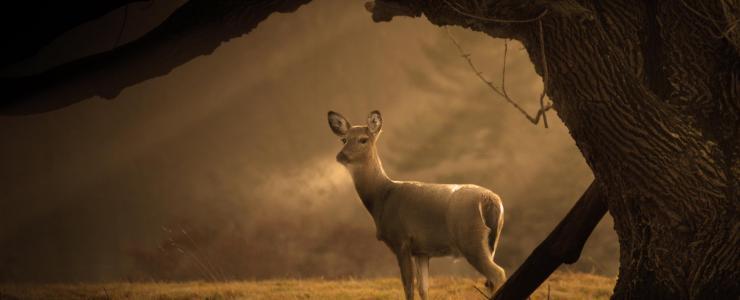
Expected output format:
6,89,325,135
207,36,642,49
327,110,506,300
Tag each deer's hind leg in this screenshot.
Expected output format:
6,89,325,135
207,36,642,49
451,201,506,294
459,227,506,294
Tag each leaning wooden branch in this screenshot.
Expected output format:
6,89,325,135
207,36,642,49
491,181,608,300
445,28,552,127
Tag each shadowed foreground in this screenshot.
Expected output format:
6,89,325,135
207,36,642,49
1,272,614,299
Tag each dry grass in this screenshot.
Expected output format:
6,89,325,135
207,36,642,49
0,271,614,300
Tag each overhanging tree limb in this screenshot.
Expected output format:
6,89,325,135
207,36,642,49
0,1,143,68
0,0,312,115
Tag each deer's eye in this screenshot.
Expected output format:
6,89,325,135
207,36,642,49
341,138,347,144
359,138,368,144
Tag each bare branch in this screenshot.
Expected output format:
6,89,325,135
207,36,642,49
537,19,550,128
501,40,509,98
445,27,552,127
439,0,557,128
113,4,130,48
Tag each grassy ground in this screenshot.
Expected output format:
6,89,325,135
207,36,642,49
0,271,614,300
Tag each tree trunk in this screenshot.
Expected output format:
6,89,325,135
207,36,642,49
370,0,739,298
522,1,739,297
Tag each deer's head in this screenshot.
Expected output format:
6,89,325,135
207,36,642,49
328,110,382,166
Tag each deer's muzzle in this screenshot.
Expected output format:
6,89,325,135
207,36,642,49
336,152,350,164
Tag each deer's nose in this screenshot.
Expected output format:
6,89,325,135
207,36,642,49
336,151,350,164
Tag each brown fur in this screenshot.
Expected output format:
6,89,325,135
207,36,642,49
328,111,506,300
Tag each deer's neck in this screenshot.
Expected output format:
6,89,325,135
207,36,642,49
347,151,393,214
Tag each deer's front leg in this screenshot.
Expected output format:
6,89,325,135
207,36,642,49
396,241,415,300
415,255,429,300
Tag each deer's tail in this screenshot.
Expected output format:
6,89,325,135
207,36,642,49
482,193,504,258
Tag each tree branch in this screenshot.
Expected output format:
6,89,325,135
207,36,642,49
537,18,550,128
0,1,143,68
0,0,312,115
492,180,607,300
445,28,552,127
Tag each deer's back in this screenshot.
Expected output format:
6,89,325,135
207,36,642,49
378,181,500,256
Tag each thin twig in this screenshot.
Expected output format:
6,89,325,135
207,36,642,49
102,286,111,300
443,0,549,24
445,27,552,127
441,0,552,127
501,40,509,98
537,19,550,128
181,228,227,281
164,226,220,282
472,284,489,299
114,4,129,48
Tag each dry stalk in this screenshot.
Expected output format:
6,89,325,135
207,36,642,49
537,18,550,128
473,284,490,299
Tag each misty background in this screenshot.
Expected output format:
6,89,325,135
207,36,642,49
0,0,617,282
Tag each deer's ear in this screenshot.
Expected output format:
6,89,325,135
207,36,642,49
328,111,351,136
367,110,382,134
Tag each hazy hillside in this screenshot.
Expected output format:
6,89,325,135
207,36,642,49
0,0,617,282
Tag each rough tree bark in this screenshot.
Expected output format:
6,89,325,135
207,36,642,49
369,0,739,299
